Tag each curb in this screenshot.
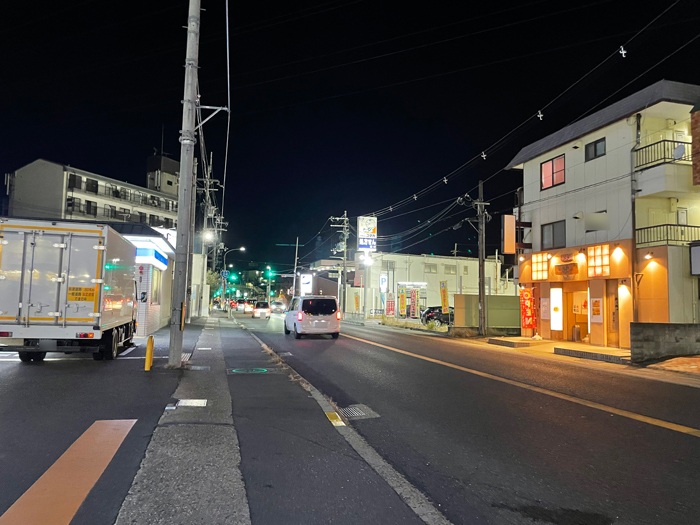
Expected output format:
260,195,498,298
554,346,632,365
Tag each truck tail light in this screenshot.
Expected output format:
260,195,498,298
0,332,13,337
297,311,303,322
76,333,94,338
336,311,341,321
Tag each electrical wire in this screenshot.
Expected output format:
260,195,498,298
221,0,232,218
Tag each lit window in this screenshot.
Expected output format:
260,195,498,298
541,154,565,190
532,253,549,280
587,244,610,277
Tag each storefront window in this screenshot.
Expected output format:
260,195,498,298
532,253,549,280
587,244,610,277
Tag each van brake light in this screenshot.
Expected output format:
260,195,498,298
336,311,341,320
297,311,303,322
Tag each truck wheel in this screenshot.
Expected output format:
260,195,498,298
102,331,119,360
18,352,32,363
32,352,47,362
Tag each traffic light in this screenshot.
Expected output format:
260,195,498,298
229,274,237,281
269,291,274,296
267,270,273,277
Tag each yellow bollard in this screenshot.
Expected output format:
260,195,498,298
145,336,154,371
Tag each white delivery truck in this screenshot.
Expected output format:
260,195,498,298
0,218,137,362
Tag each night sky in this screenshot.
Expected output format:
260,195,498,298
4,0,700,271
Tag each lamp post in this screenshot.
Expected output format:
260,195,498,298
222,247,245,308
362,253,373,319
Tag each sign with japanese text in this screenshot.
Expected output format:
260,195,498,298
386,292,395,317
398,286,406,316
357,216,378,252
354,292,360,312
519,288,535,329
440,281,449,314
410,289,417,318
67,287,96,302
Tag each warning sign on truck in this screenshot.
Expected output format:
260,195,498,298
67,286,96,301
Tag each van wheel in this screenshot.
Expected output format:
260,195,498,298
433,319,442,327
331,333,339,339
18,352,32,363
284,321,290,335
102,331,119,360
294,325,302,339
32,352,47,362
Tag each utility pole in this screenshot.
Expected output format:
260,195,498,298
292,237,299,297
476,180,490,337
186,158,197,324
168,0,200,368
330,211,349,316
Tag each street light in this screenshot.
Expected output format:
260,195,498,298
221,247,245,309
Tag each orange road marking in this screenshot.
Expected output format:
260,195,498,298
0,419,136,525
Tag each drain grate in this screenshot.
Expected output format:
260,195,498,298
339,404,380,421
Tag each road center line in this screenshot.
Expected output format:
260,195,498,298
0,419,137,525
342,334,700,439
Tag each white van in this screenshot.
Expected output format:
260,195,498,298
284,296,340,339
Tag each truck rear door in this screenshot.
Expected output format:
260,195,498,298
0,225,103,326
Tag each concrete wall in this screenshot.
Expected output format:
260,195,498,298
630,322,700,362
667,245,697,323
453,294,520,331
10,159,65,218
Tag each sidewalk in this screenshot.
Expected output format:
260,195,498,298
115,314,445,525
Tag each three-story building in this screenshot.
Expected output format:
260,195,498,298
507,80,700,349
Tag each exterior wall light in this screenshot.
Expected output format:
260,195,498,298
645,252,653,260
519,255,525,262
547,254,552,260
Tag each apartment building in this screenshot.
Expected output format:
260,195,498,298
6,156,179,229
507,80,700,349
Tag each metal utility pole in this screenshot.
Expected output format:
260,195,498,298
330,211,349,315
168,0,201,367
476,181,490,336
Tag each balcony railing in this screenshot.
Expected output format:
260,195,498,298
67,178,177,213
634,140,691,169
636,224,700,247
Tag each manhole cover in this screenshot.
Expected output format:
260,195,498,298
339,404,380,420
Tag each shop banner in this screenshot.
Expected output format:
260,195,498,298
520,288,535,329
410,289,417,318
354,292,360,312
416,289,421,318
398,287,407,316
386,292,395,317
440,281,449,314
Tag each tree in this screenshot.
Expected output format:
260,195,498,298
206,270,220,299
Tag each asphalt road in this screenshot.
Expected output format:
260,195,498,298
0,326,198,525
245,312,700,525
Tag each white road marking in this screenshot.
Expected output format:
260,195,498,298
177,399,208,407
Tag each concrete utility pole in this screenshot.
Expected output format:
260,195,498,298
330,211,349,315
168,0,201,367
476,180,490,337
292,237,299,297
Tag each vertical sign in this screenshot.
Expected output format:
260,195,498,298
415,288,421,318
410,289,417,318
519,288,535,329
354,291,361,312
398,286,407,316
300,274,313,297
379,273,388,293
357,216,378,252
439,281,449,314
501,214,516,254
386,292,395,317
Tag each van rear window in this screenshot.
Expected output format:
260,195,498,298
301,299,337,315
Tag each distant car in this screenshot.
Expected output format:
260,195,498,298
236,299,247,312
244,301,254,313
284,296,340,339
253,301,271,319
270,301,285,313
421,306,453,327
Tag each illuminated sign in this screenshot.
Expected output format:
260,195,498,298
357,216,377,252
587,244,610,277
379,273,388,293
440,281,449,314
532,253,549,280
520,288,535,329
550,288,563,331
300,274,313,296
135,248,168,271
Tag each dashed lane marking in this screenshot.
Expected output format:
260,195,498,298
342,334,700,439
0,420,136,525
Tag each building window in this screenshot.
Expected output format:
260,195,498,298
85,178,99,194
85,200,98,217
67,173,82,189
463,266,469,275
103,205,116,219
164,218,174,229
587,244,610,277
167,180,173,186
66,197,81,213
444,265,456,275
381,260,395,271
424,263,437,274
540,154,565,190
532,253,549,281
585,138,606,162
541,220,566,250
151,268,162,304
